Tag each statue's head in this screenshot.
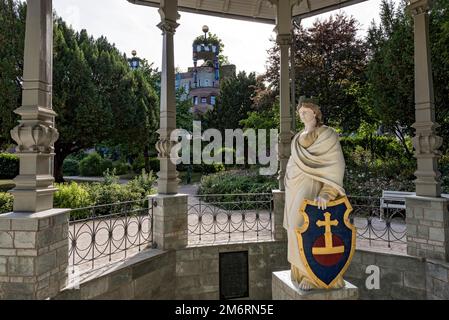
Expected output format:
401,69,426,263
297,100,323,127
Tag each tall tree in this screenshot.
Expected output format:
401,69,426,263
52,19,114,181
265,13,368,133
0,3,160,181
0,0,25,149
203,71,257,132
365,0,415,157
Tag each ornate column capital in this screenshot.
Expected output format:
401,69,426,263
157,19,180,35
11,122,59,153
407,0,433,16
276,34,292,46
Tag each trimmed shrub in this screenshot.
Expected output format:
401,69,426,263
198,169,277,195
113,162,132,175
0,153,19,179
132,154,145,173
62,158,80,176
0,192,14,214
127,170,157,197
54,182,92,212
79,152,113,176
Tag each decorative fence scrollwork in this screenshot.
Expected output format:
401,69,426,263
68,198,153,271
188,193,273,244
348,196,406,248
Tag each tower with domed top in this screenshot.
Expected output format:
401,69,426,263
175,26,236,114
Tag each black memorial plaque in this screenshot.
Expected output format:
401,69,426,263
219,251,249,300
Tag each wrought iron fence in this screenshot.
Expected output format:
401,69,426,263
188,193,273,244
187,193,406,249
348,196,406,248
68,198,154,271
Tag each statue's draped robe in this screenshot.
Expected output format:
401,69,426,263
283,125,346,279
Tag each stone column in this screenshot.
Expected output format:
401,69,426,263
406,196,449,261
271,0,294,191
405,0,449,262
156,0,181,194
149,194,188,251
10,0,58,212
408,0,442,197
272,190,287,241
0,209,70,299
0,1,70,299
150,1,188,251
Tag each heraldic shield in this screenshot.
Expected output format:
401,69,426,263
295,196,356,289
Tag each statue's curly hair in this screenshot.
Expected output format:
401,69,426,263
297,99,324,127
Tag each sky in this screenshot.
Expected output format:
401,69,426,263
52,0,400,75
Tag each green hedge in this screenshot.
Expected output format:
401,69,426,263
62,158,80,176
79,152,113,176
113,162,132,175
340,135,408,163
0,153,19,179
198,170,277,195
54,170,157,219
132,156,160,174
0,192,14,214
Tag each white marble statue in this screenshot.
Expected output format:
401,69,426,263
284,101,346,290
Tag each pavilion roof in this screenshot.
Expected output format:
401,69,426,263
127,0,368,24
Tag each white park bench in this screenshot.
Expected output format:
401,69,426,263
379,190,415,220
380,190,449,219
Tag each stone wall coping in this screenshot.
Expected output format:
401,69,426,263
426,258,449,269
64,249,166,289
0,208,71,220
405,195,449,203
186,239,283,250
148,193,189,199
356,247,426,261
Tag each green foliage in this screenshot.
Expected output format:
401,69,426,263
439,154,449,194
149,157,160,173
113,162,132,175
203,71,257,132
79,152,112,176
265,13,368,133
240,102,279,131
127,169,157,198
0,0,25,149
176,87,194,132
0,153,19,179
198,170,277,195
0,191,14,214
53,182,91,213
54,169,156,219
192,162,225,174
340,135,409,164
131,154,146,173
365,0,414,156
62,158,80,176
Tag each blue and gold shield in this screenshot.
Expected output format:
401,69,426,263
295,196,355,289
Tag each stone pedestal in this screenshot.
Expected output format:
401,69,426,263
272,190,287,241
272,270,358,300
406,196,449,261
150,193,188,251
0,209,70,299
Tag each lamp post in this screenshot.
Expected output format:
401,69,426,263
129,50,140,70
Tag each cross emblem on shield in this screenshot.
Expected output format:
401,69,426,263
295,196,356,289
